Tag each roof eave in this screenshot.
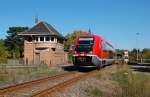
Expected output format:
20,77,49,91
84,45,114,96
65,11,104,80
18,33,51,36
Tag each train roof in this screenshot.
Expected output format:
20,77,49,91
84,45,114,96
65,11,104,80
77,34,102,38
77,34,104,41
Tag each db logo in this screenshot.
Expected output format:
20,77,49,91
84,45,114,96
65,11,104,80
79,53,87,56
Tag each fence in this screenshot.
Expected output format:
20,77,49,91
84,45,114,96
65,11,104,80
7,58,24,65
129,59,150,64
137,59,150,63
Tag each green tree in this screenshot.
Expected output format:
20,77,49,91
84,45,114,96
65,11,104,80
142,48,150,59
4,27,28,59
64,31,88,62
129,48,137,61
129,48,142,63
0,39,8,63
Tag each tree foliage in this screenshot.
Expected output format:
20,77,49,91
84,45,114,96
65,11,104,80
4,27,28,59
141,48,150,59
129,48,137,61
0,39,8,63
129,48,150,62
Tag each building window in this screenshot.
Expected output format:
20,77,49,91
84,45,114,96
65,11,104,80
51,37,54,41
58,39,63,44
46,36,50,41
40,36,44,41
36,37,38,41
51,48,56,51
27,36,32,42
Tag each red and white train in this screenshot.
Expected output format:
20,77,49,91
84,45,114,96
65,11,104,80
72,34,115,68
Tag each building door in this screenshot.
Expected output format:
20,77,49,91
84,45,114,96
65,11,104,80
35,53,40,65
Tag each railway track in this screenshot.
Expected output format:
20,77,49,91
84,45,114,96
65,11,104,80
0,71,79,97
31,69,98,97
0,68,102,97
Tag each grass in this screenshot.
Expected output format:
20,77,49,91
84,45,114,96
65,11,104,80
95,72,102,79
111,66,150,97
85,65,150,97
0,65,63,87
111,69,129,86
90,87,103,97
85,86,103,97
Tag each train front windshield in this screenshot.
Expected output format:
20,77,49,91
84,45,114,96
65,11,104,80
76,37,94,52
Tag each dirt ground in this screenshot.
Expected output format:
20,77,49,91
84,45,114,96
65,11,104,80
55,65,121,97
55,64,150,97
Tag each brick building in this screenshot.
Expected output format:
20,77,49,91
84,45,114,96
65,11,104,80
21,21,67,65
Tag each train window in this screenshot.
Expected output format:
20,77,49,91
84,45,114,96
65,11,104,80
76,37,94,52
102,42,106,50
102,41,111,51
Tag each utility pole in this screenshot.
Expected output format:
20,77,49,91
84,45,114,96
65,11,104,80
136,32,139,63
35,14,39,24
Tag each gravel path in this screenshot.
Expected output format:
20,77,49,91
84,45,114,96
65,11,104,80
55,65,121,97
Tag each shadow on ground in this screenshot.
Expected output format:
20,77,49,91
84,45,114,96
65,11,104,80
129,63,150,73
133,68,150,73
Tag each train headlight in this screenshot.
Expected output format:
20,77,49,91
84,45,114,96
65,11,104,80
74,51,77,54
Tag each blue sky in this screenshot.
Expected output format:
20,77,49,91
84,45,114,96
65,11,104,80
0,0,150,50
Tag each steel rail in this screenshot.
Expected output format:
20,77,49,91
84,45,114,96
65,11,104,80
0,71,76,95
31,70,98,97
